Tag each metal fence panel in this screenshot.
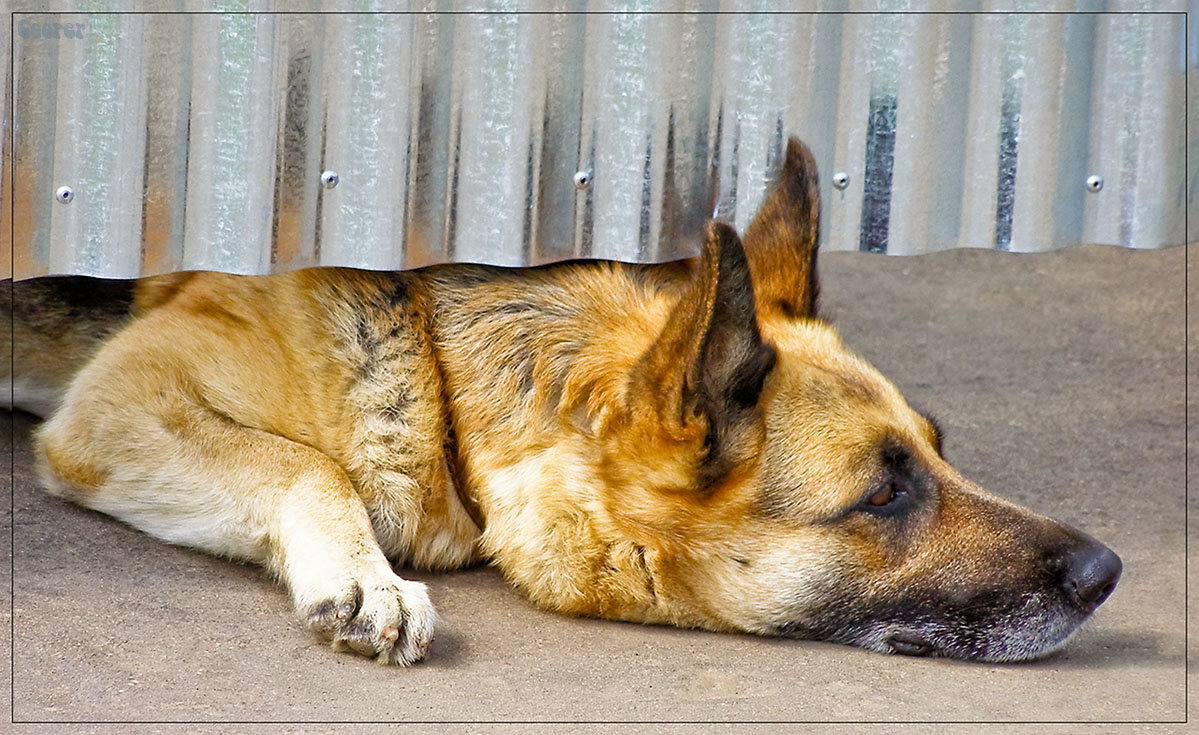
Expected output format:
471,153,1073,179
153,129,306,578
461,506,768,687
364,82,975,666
5,4,1194,280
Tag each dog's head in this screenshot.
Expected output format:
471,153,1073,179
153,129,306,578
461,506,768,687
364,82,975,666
603,137,1121,662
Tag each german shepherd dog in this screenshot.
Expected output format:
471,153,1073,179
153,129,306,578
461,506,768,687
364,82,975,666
8,137,1120,666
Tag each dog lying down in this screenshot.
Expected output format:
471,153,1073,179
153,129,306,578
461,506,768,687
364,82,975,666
8,137,1120,666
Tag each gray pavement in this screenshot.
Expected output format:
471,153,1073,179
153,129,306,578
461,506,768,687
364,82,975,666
3,243,1190,728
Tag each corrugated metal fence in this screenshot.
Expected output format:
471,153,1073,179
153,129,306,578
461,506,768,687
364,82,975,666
4,2,1195,280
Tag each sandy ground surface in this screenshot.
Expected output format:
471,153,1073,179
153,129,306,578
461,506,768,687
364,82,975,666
2,243,1190,732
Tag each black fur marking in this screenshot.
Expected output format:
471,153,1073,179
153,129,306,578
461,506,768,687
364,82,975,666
633,545,656,599
509,330,537,396
724,342,777,410
701,420,719,459
692,223,777,485
340,615,378,642
774,621,802,638
308,582,363,631
387,321,408,339
378,400,407,422
38,276,135,318
387,279,410,308
879,437,912,472
701,226,771,411
461,300,577,331
490,301,540,316
355,316,379,358
601,543,619,576
308,599,337,623
804,241,820,320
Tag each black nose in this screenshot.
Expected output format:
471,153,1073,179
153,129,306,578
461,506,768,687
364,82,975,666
1060,538,1122,613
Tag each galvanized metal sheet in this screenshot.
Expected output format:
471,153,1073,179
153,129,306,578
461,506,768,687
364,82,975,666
5,4,1194,280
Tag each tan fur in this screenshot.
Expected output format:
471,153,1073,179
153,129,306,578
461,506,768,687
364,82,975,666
20,137,1120,665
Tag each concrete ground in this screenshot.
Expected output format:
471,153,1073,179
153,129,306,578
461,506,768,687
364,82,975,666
1,243,1190,731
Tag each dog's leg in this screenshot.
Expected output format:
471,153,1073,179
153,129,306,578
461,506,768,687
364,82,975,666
36,383,437,665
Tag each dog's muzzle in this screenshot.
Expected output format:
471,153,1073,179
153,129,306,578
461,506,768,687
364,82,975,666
880,531,1123,660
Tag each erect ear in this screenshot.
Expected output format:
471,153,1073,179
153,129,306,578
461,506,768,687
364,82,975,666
632,221,777,484
741,136,822,321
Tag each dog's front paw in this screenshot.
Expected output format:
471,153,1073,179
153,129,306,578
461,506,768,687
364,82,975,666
303,574,437,666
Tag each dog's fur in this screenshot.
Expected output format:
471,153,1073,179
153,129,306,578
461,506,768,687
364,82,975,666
8,137,1120,665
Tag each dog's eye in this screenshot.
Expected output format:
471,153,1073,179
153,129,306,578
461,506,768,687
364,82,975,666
866,485,897,507
860,482,907,513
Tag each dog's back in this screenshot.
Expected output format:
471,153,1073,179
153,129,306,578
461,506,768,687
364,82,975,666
4,277,136,416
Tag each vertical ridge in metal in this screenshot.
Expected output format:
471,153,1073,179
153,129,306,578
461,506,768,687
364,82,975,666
7,9,1192,280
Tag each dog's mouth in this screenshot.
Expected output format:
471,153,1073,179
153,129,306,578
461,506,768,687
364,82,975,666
776,588,1094,662
885,632,936,657
773,557,1115,662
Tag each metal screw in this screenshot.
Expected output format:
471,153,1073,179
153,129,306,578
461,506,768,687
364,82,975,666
573,169,593,190
832,172,850,191
320,170,340,189
55,185,74,203
1085,175,1103,193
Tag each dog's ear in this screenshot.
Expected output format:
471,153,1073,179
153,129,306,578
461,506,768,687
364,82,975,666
631,221,777,485
741,136,821,321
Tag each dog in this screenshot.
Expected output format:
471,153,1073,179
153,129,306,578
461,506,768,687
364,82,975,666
7,137,1121,666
